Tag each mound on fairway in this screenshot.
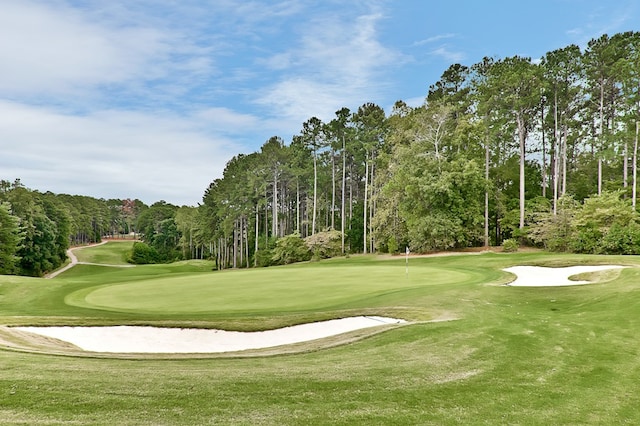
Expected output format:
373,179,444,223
504,265,627,287
16,316,406,353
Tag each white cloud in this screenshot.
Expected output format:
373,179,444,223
414,33,457,46
429,46,466,63
0,101,241,205
255,6,405,127
0,1,174,97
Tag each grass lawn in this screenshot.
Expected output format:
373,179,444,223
1,242,640,424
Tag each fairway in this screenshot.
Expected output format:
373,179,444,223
3,241,640,424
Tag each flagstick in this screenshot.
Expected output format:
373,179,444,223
405,246,409,278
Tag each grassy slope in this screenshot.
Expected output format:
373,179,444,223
1,243,640,424
72,240,133,265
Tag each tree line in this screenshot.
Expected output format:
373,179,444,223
3,31,640,276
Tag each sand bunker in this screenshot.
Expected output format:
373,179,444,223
15,316,406,354
17,265,628,354
504,265,626,287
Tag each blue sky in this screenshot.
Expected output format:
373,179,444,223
1,0,639,206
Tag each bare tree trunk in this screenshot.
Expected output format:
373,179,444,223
312,149,317,235
296,180,300,233
553,93,559,215
331,148,336,230
517,115,526,231
341,134,346,253
541,100,547,197
624,141,629,191
254,205,259,267
245,217,249,268
484,130,490,247
239,217,244,267
634,120,639,210
233,220,238,269
598,81,604,195
272,170,278,238
370,157,376,253
363,153,369,254
561,125,567,196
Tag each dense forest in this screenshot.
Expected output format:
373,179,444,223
3,31,640,276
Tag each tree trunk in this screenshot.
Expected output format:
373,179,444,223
296,180,300,233
561,125,567,196
331,147,336,230
541,100,547,198
598,80,604,195
363,154,369,254
312,148,317,235
634,120,639,210
254,205,259,267
341,135,346,253
272,170,278,238
484,130,490,247
553,92,559,215
517,114,526,231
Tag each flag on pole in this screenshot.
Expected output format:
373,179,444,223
405,246,410,278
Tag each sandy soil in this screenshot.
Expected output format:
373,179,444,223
15,316,406,354
504,265,627,287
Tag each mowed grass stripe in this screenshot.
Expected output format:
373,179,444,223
72,240,134,265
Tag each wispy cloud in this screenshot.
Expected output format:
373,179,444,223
255,5,406,127
428,46,466,63
565,1,638,47
0,100,241,205
413,33,457,46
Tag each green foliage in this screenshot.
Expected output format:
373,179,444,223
601,222,640,254
271,233,311,265
379,138,485,252
127,241,160,264
501,238,519,252
0,202,22,274
304,230,342,259
387,235,399,254
529,191,640,254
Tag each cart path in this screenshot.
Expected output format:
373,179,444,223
45,241,134,279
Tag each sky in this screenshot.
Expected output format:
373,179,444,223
2,0,640,206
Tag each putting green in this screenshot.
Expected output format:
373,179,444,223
66,263,481,314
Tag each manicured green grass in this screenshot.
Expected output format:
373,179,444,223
2,242,640,424
73,240,134,265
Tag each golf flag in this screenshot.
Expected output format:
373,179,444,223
405,246,409,278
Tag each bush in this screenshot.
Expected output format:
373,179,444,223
601,222,640,255
127,242,160,264
272,233,311,265
502,238,519,253
254,248,275,267
304,230,342,259
569,225,602,254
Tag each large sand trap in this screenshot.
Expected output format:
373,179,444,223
504,265,626,287
15,316,406,354
17,265,627,354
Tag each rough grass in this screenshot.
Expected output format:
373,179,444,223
1,242,640,424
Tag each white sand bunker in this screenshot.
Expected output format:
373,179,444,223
16,316,406,354
504,265,627,287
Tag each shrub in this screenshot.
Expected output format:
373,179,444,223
502,238,519,253
272,233,311,265
304,230,342,259
601,222,640,255
254,248,275,267
127,242,160,264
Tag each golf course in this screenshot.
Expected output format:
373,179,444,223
2,241,640,424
